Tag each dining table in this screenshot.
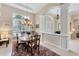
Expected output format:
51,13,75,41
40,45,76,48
16,34,40,55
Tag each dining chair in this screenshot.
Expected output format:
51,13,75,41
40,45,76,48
34,35,40,55
27,35,40,55
16,35,27,51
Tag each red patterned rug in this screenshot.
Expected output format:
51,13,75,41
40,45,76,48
11,41,60,56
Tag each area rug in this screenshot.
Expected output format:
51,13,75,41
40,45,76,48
11,41,60,56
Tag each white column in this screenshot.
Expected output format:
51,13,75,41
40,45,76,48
60,4,70,50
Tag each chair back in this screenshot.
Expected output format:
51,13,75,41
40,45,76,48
28,39,37,47
16,34,19,44
35,35,40,45
28,35,40,47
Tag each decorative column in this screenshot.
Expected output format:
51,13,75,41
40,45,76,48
60,4,70,50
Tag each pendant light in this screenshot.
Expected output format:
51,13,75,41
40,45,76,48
56,9,59,20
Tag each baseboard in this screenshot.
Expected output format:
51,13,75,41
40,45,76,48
43,41,69,51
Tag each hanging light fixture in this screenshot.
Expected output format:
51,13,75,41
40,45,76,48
23,18,32,26
56,9,59,20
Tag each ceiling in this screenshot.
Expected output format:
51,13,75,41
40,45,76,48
47,3,79,15
47,6,61,15
4,3,47,13
4,3,79,15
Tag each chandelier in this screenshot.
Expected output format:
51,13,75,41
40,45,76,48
24,18,32,26
20,18,32,26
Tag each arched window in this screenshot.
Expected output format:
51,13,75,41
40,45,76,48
44,15,54,34
12,13,32,37
39,15,54,34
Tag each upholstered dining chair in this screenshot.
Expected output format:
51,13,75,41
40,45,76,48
26,32,31,38
34,35,40,54
16,34,27,51
27,35,40,55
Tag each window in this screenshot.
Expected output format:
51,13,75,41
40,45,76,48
12,13,32,37
45,15,54,34
40,15,54,34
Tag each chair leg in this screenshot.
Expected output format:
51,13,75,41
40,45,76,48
31,48,33,56
6,43,8,47
16,44,19,51
38,46,40,55
16,46,18,51
27,48,28,52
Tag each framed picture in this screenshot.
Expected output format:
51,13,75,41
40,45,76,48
36,24,39,28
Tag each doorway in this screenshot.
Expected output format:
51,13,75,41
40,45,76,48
69,19,79,54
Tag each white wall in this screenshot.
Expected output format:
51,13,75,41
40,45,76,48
0,4,36,38
36,14,54,34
